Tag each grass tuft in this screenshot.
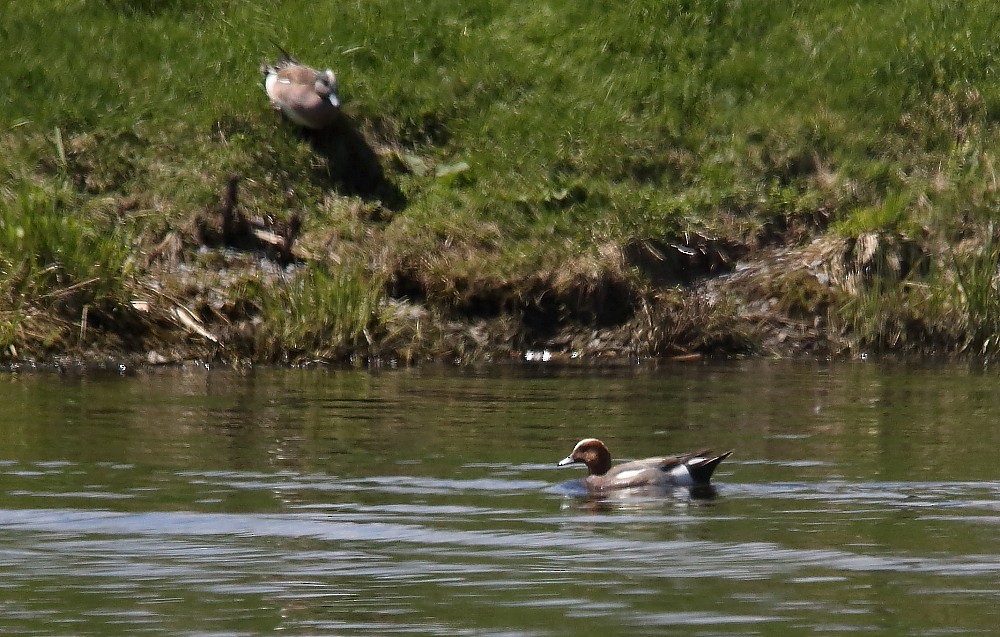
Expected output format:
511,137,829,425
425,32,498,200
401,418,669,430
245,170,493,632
948,226,1000,356
0,182,136,354
249,264,384,363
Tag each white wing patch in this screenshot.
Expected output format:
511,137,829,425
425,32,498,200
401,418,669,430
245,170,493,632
669,463,694,486
264,73,280,94
613,468,646,483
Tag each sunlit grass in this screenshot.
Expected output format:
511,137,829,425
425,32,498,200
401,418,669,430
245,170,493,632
252,264,384,362
948,227,1000,356
0,182,135,352
4,0,1000,359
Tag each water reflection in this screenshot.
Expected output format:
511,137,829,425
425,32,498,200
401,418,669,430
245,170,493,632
551,477,721,512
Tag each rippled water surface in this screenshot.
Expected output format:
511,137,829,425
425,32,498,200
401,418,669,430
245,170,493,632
2,361,1000,635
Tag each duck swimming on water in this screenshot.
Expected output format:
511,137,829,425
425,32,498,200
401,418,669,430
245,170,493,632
557,438,733,492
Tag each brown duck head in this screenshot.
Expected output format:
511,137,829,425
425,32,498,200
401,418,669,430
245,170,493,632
557,438,613,476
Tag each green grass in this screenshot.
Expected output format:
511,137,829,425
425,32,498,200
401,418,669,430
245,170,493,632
948,226,1000,356
251,264,384,363
5,0,1000,360
0,182,136,353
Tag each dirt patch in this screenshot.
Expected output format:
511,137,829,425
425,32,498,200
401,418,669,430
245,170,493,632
39,130,144,194
389,263,639,344
623,232,747,286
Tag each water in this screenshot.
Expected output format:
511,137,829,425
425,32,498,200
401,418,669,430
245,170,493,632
1,361,1000,635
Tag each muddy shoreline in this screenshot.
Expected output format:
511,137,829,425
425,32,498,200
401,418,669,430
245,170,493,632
5,161,988,370
3,218,959,371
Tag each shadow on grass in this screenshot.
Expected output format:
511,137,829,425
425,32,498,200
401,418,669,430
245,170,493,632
305,115,406,213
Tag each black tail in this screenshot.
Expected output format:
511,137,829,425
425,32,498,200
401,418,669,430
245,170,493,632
269,39,297,64
687,450,734,484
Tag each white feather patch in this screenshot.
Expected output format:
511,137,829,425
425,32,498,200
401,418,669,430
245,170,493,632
264,73,280,95
612,468,645,483
669,464,694,486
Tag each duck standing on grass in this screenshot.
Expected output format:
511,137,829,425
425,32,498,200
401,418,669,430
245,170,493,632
557,438,733,492
260,44,340,130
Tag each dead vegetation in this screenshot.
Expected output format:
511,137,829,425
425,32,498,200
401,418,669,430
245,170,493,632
5,149,998,368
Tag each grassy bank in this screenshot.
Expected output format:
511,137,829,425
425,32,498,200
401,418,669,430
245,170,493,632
4,0,1000,364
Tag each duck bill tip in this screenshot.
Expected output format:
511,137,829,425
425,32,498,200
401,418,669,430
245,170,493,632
557,456,576,467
